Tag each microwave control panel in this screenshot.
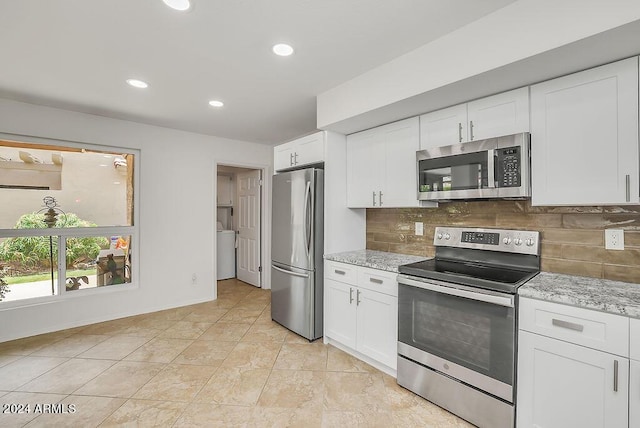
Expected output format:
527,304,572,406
496,146,521,187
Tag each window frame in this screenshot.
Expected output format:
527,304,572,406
0,132,140,308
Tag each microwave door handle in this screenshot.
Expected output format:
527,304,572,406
487,149,496,188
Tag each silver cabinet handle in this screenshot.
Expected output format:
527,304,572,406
626,174,631,202
349,287,354,304
369,277,383,284
334,269,346,275
372,191,376,207
356,289,361,306
289,152,294,166
469,120,475,140
458,122,463,142
379,191,383,206
551,318,584,332
294,152,299,165
613,360,619,392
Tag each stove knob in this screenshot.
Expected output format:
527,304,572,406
437,233,443,240
444,233,451,240
526,238,535,247
503,237,512,245
514,238,523,246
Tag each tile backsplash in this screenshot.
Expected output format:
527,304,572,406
366,201,640,283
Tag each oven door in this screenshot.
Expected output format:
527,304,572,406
397,276,516,403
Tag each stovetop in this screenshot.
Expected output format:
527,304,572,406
398,258,539,294
398,226,541,294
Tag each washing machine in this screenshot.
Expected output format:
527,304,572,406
216,230,236,280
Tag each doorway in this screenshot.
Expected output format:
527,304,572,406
216,164,263,288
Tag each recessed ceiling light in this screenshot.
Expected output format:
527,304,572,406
126,79,148,89
163,0,191,11
208,100,224,107
272,43,294,56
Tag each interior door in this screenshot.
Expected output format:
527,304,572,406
236,169,261,287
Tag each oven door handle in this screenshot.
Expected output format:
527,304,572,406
398,277,514,308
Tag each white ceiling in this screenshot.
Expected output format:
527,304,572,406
0,0,515,144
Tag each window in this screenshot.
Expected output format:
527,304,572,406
0,135,138,304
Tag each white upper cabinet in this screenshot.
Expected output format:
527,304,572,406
530,57,639,206
347,117,422,208
216,174,233,206
419,104,468,149
274,131,325,171
466,87,530,141
420,87,529,149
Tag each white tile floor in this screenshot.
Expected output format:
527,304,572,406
0,278,474,427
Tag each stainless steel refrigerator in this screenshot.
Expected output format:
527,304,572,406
271,168,323,341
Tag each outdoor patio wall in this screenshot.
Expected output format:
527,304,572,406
0,98,273,343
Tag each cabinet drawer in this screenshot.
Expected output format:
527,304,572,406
325,261,357,285
631,318,640,361
519,297,629,357
357,267,397,296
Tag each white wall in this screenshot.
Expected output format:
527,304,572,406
0,98,272,342
317,0,640,131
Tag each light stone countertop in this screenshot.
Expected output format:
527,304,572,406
324,249,428,273
519,272,640,319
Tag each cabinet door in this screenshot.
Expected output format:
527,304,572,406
631,360,640,428
346,129,384,208
324,278,357,348
355,288,398,370
381,117,420,207
530,57,639,205
419,104,467,149
467,87,529,141
517,331,629,428
216,175,233,206
274,142,294,171
293,132,325,167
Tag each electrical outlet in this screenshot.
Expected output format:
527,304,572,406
415,222,424,236
605,229,624,250
191,273,198,285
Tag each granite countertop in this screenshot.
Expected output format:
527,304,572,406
519,272,640,319
324,249,428,273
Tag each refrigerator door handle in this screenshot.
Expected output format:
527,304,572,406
303,180,312,257
271,264,310,278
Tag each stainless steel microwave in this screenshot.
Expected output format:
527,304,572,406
416,133,531,201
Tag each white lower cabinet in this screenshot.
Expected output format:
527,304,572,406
630,318,640,428
324,278,357,348
324,260,398,374
517,297,631,428
631,360,640,428
517,330,628,428
355,287,397,368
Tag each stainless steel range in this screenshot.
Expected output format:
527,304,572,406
396,226,540,428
